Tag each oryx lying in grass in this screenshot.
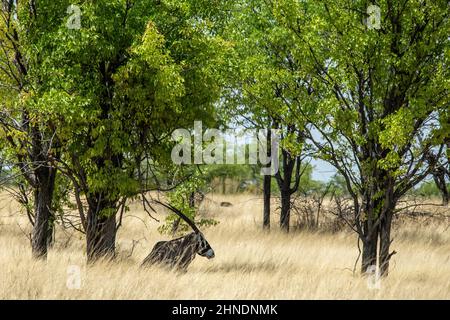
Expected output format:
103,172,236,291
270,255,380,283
141,201,215,271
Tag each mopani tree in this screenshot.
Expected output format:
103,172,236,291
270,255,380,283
40,0,228,261
279,0,450,275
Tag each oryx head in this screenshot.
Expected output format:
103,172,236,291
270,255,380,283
195,232,215,259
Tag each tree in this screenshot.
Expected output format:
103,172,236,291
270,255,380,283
263,126,271,229
0,0,67,258
224,0,316,232
37,0,229,261
277,0,449,275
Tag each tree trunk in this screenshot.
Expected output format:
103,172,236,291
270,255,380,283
189,191,195,207
86,196,117,262
46,221,55,248
273,122,302,234
432,171,449,206
360,180,397,276
443,192,449,206
263,126,272,230
263,174,271,230
360,187,380,274
361,225,378,274
222,176,226,194
280,190,290,232
31,166,57,259
379,208,395,277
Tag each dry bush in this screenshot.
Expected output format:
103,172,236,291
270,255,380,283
290,192,355,234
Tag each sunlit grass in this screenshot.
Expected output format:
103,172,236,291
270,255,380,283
0,193,448,299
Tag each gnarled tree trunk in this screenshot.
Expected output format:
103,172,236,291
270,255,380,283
379,183,396,277
360,178,397,276
379,211,394,277
86,194,117,263
361,223,378,274
31,165,57,259
275,129,302,233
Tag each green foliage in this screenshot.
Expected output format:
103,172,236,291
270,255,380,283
206,164,255,183
223,0,317,128
158,170,219,236
13,0,232,217
327,174,350,197
277,0,450,198
411,181,449,198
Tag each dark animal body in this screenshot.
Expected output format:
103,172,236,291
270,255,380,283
141,201,215,271
142,232,214,270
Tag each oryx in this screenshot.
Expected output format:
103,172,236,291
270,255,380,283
141,201,215,271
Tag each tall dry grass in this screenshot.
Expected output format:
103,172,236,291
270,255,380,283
0,192,449,299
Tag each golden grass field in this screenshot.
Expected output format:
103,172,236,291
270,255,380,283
0,192,449,299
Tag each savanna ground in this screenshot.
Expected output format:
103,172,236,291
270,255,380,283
0,192,449,299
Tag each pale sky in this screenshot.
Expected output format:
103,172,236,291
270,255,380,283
310,158,337,182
